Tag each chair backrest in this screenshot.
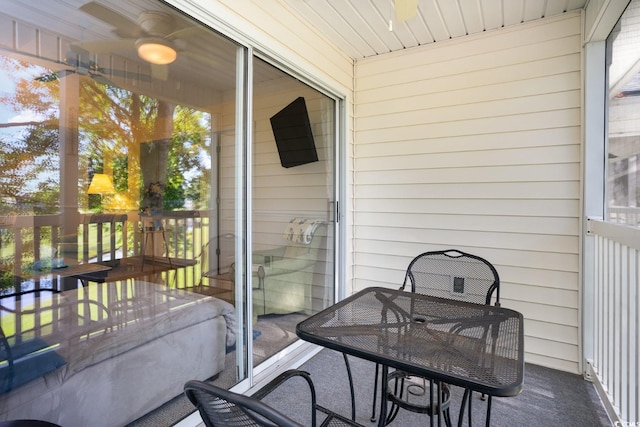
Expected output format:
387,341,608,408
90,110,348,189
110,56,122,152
282,218,326,260
184,380,303,427
401,249,500,306
81,213,128,264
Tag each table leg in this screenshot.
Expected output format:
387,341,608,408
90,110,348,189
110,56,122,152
433,380,439,427
485,396,492,427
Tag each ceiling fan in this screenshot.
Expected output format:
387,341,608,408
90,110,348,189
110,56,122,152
72,1,203,80
35,50,151,85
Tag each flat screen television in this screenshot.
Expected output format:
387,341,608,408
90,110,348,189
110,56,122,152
270,97,318,168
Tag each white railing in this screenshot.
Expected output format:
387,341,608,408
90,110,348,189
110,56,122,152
586,217,640,424
0,211,205,297
608,206,640,227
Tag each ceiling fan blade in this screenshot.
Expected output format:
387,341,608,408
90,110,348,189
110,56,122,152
151,64,169,81
90,68,152,85
35,72,60,83
90,73,115,86
79,1,141,38
181,50,222,69
72,39,136,54
166,26,204,41
394,0,418,21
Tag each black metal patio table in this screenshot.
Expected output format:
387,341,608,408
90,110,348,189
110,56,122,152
296,286,524,427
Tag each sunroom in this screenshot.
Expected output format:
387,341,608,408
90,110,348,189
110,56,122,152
0,0,637,426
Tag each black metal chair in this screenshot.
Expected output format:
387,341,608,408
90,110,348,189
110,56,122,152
371,249,500,427
0,326,13,394
185,369,365,427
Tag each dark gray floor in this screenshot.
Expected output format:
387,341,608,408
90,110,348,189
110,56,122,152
262,349,612,427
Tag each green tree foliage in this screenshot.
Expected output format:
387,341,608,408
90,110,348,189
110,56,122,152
1,55,211,216
0,57,60,215
166,106,211,210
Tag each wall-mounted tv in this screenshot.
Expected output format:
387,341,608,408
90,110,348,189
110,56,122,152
270,97,318,168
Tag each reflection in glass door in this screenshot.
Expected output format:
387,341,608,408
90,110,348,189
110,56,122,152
0,1,248,425
251,57,336,367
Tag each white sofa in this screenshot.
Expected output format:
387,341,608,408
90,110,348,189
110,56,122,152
0,280,235,427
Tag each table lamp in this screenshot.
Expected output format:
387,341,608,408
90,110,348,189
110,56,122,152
87,174,116,212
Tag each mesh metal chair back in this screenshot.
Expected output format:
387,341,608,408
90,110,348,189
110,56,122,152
402,249,500,306
370,250,501,425
0,327,13,394
186,370,366,427
184,380,303,427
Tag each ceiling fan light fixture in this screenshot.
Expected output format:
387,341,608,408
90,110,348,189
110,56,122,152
136,38,176,65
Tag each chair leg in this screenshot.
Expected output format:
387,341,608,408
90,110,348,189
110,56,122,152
371,363,379,422
457,389,492,427
435,381,453,427
434,380,453,427
485,396,492,427
457,388,470,427
385,375,404,425
444,407,453,427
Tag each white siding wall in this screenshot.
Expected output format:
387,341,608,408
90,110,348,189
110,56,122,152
354,13,583,373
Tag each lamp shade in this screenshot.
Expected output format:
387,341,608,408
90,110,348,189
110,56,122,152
87,174,116,195
136,38,177,65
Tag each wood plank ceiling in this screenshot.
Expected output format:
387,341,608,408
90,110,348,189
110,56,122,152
283,0,589,59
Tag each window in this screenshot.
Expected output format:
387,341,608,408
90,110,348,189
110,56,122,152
606,0,640,227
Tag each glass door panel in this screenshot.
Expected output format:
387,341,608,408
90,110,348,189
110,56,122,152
0,1,247,425
606,3,640,227
251,57,336,366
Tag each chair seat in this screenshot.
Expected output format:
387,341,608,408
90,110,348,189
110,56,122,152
317,406,365,427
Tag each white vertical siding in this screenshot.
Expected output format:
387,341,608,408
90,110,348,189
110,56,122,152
354,13,583,372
